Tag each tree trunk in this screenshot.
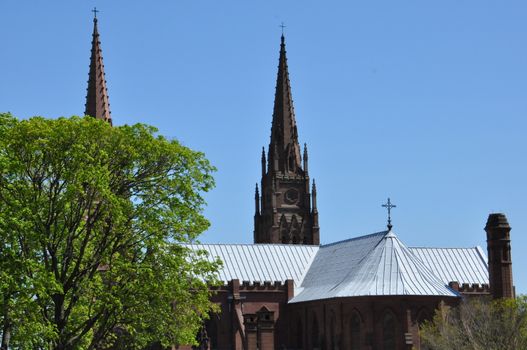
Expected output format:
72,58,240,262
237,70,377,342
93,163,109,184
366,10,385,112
1,323,11,350
1,293,11,350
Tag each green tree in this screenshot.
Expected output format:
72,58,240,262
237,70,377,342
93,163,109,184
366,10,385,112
420,296,527,350
0,114,220,350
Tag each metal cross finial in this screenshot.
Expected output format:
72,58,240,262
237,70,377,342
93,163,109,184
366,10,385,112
92,7,99,19
280,22,286,35
382,198,396,231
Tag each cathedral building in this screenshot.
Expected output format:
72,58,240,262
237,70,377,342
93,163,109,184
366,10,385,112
83,15,514,350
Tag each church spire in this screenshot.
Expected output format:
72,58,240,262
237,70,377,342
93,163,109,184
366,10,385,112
268,34,302,174
254,34,319,245
84,10,112,125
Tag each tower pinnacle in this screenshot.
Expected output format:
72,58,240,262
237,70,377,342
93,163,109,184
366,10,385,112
84,11,112,125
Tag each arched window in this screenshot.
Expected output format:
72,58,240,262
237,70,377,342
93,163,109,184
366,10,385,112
280,215,289,244
296,318,303,349
312,313,321,350
330,311,337,350
416,308,432,348
383,312,397,350
416,308,431,325
350,312,361,350
207,318,218,350
503,246,510,261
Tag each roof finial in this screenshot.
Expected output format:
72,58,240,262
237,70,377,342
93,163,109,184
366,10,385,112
382,198,396,231
280,22,286,37
92,7,99,20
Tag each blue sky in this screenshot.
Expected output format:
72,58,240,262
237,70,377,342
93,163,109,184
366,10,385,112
1,1,526,294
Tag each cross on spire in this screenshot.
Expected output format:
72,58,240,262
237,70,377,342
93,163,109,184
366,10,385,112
92,7,99,19
382,198,396,231
279,22,286,35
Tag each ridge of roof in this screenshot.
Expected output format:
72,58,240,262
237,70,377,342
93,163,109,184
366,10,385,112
188,242,319,248
320,230,388,248
409,246,481,250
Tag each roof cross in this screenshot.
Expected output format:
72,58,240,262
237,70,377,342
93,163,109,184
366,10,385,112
92,7,99,19
382,197,396,231
280,22,286,35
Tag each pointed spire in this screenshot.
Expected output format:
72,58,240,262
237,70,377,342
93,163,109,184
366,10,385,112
269,34,302,174
312,179,317,212
85,11,112,125
261,147,266,178
303,143,309,174
255,183,260,214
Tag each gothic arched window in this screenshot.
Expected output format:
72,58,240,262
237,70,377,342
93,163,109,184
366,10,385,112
416,308,431,325
503,246,510,261
416,308,431,347
350,312,361,350
296,318,303,349
330,311,337,350
312,313,321,350
280,215,289,244
383,312,397,350
291,215,301,244
207,318,218,350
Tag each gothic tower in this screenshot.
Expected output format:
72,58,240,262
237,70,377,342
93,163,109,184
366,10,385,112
485,213,515,299
85,13,112,125
254,35,319,245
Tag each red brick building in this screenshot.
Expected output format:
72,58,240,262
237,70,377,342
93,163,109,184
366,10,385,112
84,17,514,350
186,35,515,350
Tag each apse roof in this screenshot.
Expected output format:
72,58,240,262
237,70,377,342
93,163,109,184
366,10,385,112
289,231,458,303
188,230,487,302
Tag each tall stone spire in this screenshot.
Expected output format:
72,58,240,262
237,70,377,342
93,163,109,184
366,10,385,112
268,35,302,174
254,35,319,245
84,13,112,125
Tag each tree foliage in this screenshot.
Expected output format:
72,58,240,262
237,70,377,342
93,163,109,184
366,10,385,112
0,114,220,350
420,296,527,350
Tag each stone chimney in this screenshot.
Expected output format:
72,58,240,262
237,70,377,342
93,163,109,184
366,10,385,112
485,213,514,299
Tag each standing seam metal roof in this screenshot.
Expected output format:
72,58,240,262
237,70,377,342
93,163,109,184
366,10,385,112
186,232,488,301
289,231,458,303
409,247,488,285
187,243,319,290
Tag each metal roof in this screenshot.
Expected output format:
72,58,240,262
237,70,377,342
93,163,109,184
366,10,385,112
187,243,319,290
289,231,458,303
409,246,489,285
187,232,488,302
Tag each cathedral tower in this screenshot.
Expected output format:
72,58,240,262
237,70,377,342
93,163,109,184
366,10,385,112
84,12,112,125
254,35,319,245
485,213,515,299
